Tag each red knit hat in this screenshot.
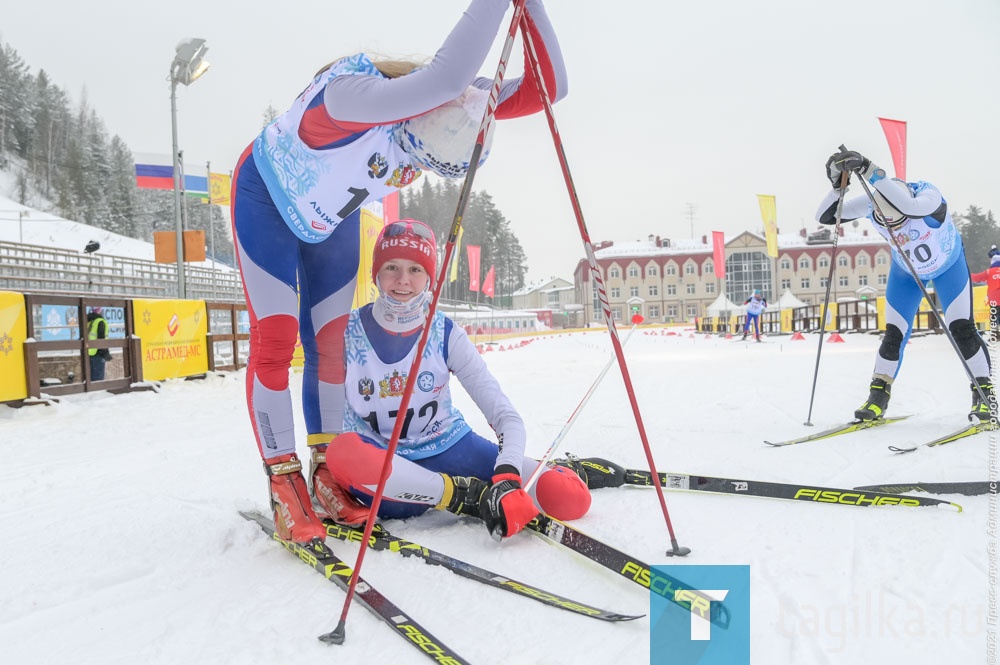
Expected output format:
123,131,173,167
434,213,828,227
371,219,438,286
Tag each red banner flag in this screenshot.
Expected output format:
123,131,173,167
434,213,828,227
878,117,907,181
712,231,726,279
482,265,495,298
467,245,481,292
382,191,399,224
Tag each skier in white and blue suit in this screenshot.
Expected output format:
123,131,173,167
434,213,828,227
817,147,991,423
741,290,767,341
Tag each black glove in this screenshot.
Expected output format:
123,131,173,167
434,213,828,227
825,154,846,190
479,465,540,541
100,348,112,360
832,149,870,174
825,149,869,189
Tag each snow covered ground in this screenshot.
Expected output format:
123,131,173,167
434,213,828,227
1,328,994,664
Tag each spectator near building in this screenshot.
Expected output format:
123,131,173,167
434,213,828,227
86,307,111,381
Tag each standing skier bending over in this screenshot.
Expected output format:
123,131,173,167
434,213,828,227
817,147,992,422
229,0,568,547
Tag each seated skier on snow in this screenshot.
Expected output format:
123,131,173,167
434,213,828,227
320,219,607,539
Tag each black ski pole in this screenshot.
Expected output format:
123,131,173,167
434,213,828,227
804,145,850,426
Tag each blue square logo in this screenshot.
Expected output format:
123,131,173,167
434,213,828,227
649,565,750,665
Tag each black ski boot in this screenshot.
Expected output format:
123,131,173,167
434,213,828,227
553,455,626,489
437,475,489,517
970,378,996,423
854,377,892,421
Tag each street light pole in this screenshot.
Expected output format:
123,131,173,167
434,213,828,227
18,210,28,243
170,77,185,298
169,37,210,300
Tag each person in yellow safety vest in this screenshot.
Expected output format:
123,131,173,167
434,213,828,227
87,307,111,381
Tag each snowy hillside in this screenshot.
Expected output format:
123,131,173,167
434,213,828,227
0,193,163,260
0,165,228,268
0,329,993,664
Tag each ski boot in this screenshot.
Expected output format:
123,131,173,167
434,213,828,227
970,378,996,423
309,442,370,526
553,454,626,489
854,377,892,421
265,453,329,548
436,475,489,517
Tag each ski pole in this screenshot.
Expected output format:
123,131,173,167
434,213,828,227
804,144,850,426
320,0,530,645
520,17,689,557
522,324,638,493
850,164,992,410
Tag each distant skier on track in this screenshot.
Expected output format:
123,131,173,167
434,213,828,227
741,290,767,341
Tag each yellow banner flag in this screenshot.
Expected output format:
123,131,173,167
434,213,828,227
449,226,464,283
757,194,778,258
210,173,231,205
356,208,383,308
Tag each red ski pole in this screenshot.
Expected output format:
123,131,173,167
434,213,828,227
519,14,690,556
320,0,531,645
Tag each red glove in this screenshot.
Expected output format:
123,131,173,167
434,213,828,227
480,465,540,540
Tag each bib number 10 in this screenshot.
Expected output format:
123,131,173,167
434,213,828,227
902,243,932,264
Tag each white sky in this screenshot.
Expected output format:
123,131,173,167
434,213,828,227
2,0,998,281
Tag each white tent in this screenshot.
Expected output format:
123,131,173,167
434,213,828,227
706,292,745,316
776,289,807,310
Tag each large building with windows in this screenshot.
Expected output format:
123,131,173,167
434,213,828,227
572,227,893,325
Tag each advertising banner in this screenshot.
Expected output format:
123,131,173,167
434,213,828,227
0,291,28,401
974,285,989,325
86,306,127,338
37,304,80,341
133,299,208,380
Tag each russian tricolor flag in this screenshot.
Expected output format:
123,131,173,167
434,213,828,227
135,163,174,190
134,153,208,194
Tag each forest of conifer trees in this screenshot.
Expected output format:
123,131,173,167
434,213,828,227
0,38,232,266
400,177,529,304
